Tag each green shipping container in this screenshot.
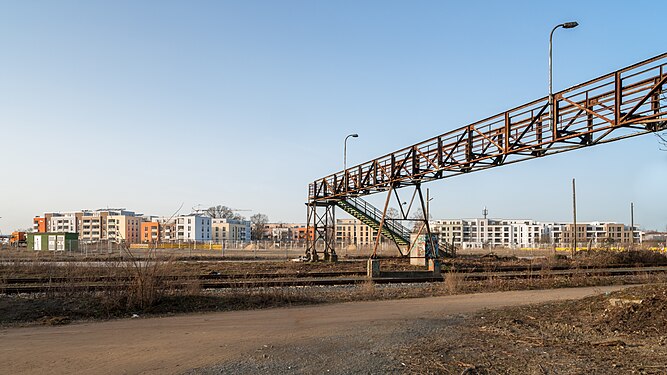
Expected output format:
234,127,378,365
27,233,79,251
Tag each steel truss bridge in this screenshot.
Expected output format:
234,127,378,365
306,53,667,261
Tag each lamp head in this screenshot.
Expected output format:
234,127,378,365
351,133,359,137
562,21,578,29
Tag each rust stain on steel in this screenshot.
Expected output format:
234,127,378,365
308,53,667,202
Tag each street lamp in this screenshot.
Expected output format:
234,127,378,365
343,133,358,192
549,21,579,136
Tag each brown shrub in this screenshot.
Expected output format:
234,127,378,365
444,269,462,294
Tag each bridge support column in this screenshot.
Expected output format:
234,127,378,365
367,258,381,278
306,201,336,262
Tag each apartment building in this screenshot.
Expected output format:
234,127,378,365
271,227,291,241
154,219,177,242
292,226,313,241
107,215,143,244
33,217,47,232
33,213,64,233
430,218,544,248
80,214,105,242
140,222,160,243
259,223,309,242
428,218,641,248
48,213,80,234
336,218,384,246
32,212,83,234
154,214,211,242
37,208,145,244
211,218,251,242
643,232,667,246
547,222,640,245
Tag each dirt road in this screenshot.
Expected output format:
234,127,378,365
0,285,627,375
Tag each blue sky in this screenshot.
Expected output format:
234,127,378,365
1,0,666,233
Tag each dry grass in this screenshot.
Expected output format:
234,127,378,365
444,269,462,294
359,279,377,298
121,248,179,310
2,249,667,326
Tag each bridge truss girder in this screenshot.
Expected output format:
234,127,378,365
306,53,667,261
308,53,667,202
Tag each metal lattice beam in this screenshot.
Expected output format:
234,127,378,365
308,53,667,203
305,202,336,261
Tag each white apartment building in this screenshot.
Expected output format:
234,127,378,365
271,227,291,241
48,213,79,234
430,218,544,248
156,214,211,242
211,218,251,242
428,218,641,248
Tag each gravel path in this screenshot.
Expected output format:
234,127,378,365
0,285,627,375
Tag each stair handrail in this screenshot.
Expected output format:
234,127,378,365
342,197,411,239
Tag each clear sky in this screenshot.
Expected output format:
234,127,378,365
1,0,666,233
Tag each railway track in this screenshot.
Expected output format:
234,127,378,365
2,266,666,295
4,262,667,285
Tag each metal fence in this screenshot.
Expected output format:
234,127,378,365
0,238,400,259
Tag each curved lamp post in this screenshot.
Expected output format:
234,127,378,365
549,21,579,135
343,133,358,192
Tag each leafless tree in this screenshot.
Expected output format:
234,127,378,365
410,208,426,233
205,205,244,220
250,213,269,240
657,131,667,151
386,207,400,220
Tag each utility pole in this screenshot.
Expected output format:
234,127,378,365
630,202,635,250
572,178,577,257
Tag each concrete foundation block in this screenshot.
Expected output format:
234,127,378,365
367,258,381,278
428,259,441,275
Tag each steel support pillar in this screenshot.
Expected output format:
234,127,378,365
305,201,336,262
415,184,438,260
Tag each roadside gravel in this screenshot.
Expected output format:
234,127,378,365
184,316,457,375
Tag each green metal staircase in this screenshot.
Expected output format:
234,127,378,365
336,197,411,246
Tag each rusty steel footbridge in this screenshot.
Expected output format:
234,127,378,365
306,53,667,261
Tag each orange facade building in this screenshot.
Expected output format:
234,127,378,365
141,222,160,243
293,226,314,241
33,217,47,233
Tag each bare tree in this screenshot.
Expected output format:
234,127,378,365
657,132,667,151
410,208,426,233
250,213,269,240
205,205,244,220
386,207,400,220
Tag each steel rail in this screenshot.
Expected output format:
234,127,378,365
4,266,667,294
3,262,664,285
